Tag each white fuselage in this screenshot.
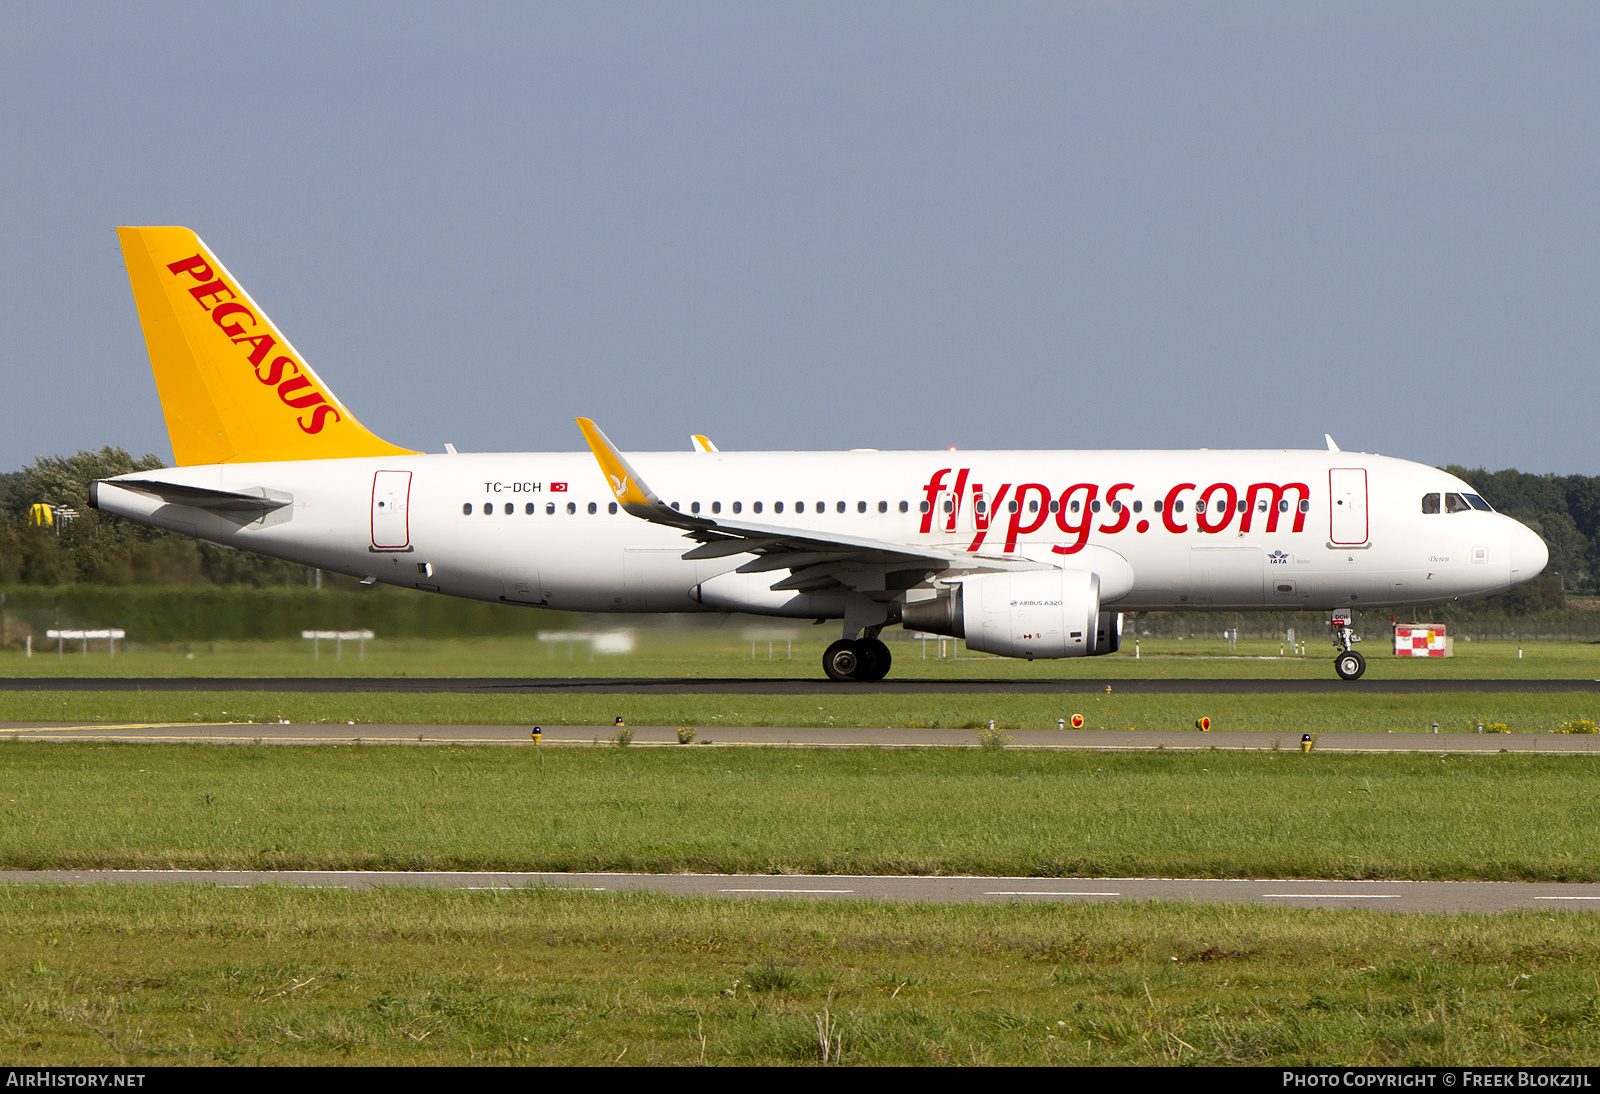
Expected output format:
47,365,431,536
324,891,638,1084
95,448,1547,618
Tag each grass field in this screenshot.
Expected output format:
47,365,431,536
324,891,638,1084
0,744,1595,880
1,632,1597,680
4,687,1600,735
5,634,1598,1066
4,885,1599,1066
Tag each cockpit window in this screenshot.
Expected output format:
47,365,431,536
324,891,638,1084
1422,493,1440,515
1445,492,1472,514
1465,494,1493,512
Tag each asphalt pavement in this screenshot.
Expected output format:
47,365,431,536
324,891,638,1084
2,870,1594,912
3,676,1599,694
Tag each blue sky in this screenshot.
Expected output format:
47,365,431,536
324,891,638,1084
3,2,1597,472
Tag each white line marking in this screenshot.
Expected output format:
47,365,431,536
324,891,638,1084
717,888,855,894
1534,896,1600,900
1262,894,1402,899
985,891,1121,897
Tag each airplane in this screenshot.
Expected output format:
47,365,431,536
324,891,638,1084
91,226,1549,682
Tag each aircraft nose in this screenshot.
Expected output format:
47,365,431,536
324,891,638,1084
1508,519,1549,583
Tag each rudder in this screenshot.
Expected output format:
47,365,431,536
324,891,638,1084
117,226,416,465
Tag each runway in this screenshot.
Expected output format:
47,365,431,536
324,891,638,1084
5,721,1598,752
2,869,1595,912
3,676,1600,694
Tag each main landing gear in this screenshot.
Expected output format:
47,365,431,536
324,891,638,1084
1331,611,1366,681
823,636,893,682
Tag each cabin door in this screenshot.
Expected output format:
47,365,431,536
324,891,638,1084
371,470,412,550
1329,468,1369,545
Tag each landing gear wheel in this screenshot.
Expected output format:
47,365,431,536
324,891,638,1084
1334,650,1366,681
857,638,892,682
823,639,864,682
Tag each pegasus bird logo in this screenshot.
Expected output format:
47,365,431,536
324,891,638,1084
609,472,629,499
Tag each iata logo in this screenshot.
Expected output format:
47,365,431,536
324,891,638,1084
1269,550,1289,564
919,468,1310,554
165,254,343,435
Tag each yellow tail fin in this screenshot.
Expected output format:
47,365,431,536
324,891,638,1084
117,226,416,465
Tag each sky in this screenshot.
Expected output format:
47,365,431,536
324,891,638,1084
2,2,1597,474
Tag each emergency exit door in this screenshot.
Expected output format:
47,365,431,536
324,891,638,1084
1328,468,1368,545
371,470,412,550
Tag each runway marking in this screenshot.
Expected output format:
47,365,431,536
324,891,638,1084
1534,896,1600,900
9,722,242,732
986,891,1121,897
1262,893,1403,899
463,886,607,891
717,888,855,894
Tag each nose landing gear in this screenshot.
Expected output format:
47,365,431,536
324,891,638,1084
1330,610,1366,680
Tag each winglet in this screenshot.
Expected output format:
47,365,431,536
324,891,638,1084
691,434,719,453
576,418,659,507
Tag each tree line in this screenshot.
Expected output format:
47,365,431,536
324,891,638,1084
0,448,312,587
0,448,1589,613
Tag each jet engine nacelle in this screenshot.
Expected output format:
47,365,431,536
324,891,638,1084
908,572,1120,658
901,569,1120,658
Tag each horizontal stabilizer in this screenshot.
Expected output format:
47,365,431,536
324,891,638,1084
94,478,291,513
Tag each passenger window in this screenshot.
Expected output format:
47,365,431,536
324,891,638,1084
546,503,555,515
858,501,867,514
943,499,954,513
1237,499,1246,513
483,503,493,516
1111,500,1122,513
1279,500,1289,513
837,501,845,514
1422,493,1441,514
879,501,888,513
1298,499,1310,513
817,501,826,513
711,501,721,514
504,502,514,515
670,502,680,510
690,501,700,514
975,500,987,515
1029,499,1040,513
1089,500,1100,513
1132,501,1142,513
1257,500,1267,512
587,502,597,514
918,500,929,513
1008,500,1018,513
1175,500,1185,513
462,503,472,516
526,503,536,515
1070,500,1080,513
1049,500,1059,514
567,502,577,515
608,502,618,514
774,501,783,514
732,501,742,514
753,501,762,514
1154,500,1163,513
1445,493,1472,514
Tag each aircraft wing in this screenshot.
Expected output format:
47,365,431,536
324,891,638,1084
576,418,1045,596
